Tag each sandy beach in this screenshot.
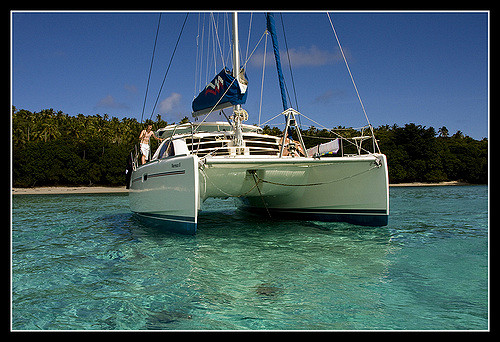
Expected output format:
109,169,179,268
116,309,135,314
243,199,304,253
11,180,472,195
389,180,470,187
12,186,128,195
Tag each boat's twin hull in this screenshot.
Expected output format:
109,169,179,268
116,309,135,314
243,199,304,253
129,153,389,234
201,154,389,227
129,155,199,234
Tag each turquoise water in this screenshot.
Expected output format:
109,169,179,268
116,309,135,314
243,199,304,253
11,186,488,330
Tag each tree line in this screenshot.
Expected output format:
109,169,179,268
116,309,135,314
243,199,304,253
12,107,167,187
12,107,487,187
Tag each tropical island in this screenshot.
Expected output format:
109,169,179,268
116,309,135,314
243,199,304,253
12,107,488,188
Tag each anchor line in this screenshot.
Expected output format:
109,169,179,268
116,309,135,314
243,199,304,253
250,171,272,219
199,168,262,198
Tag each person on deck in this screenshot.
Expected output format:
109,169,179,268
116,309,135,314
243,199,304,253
279,136,305,157
139,125,163,164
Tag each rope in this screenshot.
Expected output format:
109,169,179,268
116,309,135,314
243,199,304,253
140,13,162,124
210,13,226,70
250,171,272,218
193,30,268,132
199,167,262,198
299,112,372,154
245,12,253,64
200,158,380,198
326,13,380,153
258,111,282,127
149,13,189,121
254,163,380,187
194,13,201,96
192,74,239,131
258,30,268,126
326,12,370,127
279,13,299,111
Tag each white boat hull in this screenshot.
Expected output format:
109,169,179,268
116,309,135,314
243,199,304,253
129,149,389,234
129,154,200,234
200,154,389,227
127,12,391,234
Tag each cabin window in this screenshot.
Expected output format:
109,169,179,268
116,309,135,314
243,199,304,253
159,140,175,159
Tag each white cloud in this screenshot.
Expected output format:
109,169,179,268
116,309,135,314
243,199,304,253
159,92,182,114
314,89,347,104
249,45,343,68
124,84,138,94
287,45,342,67
95,94,128,109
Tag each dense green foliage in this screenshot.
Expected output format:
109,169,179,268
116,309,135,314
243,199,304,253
12,107,167,187
12,107,488,187
375,124,488,184
267,123,488,184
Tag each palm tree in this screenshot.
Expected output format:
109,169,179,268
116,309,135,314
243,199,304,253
438,126,449,138
453,130,464,139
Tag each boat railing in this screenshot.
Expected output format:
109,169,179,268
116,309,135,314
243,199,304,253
341,125,381,156
131,144,140,171
303,124,381,157
143,120,380,164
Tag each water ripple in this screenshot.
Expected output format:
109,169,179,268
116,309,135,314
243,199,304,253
12,187,488,330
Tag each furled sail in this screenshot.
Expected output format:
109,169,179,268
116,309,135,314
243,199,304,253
266,12,288,112
192,67,248,117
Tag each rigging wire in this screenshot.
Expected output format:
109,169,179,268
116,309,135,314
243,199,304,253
326,12,380,152
326,12,367,122
193,13,201,97
245,12,253,64
198,13,206,93
148,12,189,121
279,13,299,111
258,30,268,126
140,13,162,124
210,14,217,75
224,14,233,67
210,12,226,70
193,29,268,132
204,14,212,87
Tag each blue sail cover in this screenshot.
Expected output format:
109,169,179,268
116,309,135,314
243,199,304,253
266,12,288,112
192,68,248,117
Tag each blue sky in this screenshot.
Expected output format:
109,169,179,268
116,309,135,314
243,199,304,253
12,11,488,139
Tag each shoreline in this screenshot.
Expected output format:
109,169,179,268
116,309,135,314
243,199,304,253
389,180,472,187
12,186,128,195
11,180,476,195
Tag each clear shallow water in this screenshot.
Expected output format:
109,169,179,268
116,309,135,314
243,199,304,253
11,186,488,330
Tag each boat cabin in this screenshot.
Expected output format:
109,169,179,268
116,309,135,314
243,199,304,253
151,122,284,159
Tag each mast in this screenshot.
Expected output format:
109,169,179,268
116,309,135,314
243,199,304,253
191,12,248,121
266,12,288,112
232,12,244,147
232,12,241,97
266,12,306,157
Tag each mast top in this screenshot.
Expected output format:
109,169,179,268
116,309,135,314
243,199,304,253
232,12,240,81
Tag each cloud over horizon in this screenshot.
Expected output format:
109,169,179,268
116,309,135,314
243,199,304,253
249,45,344,68
159,92,182,114
94,94,129,110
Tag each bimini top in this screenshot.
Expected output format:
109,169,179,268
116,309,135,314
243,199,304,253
156,121,262,139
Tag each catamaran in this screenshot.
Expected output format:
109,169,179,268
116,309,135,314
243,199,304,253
129,12,389,234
